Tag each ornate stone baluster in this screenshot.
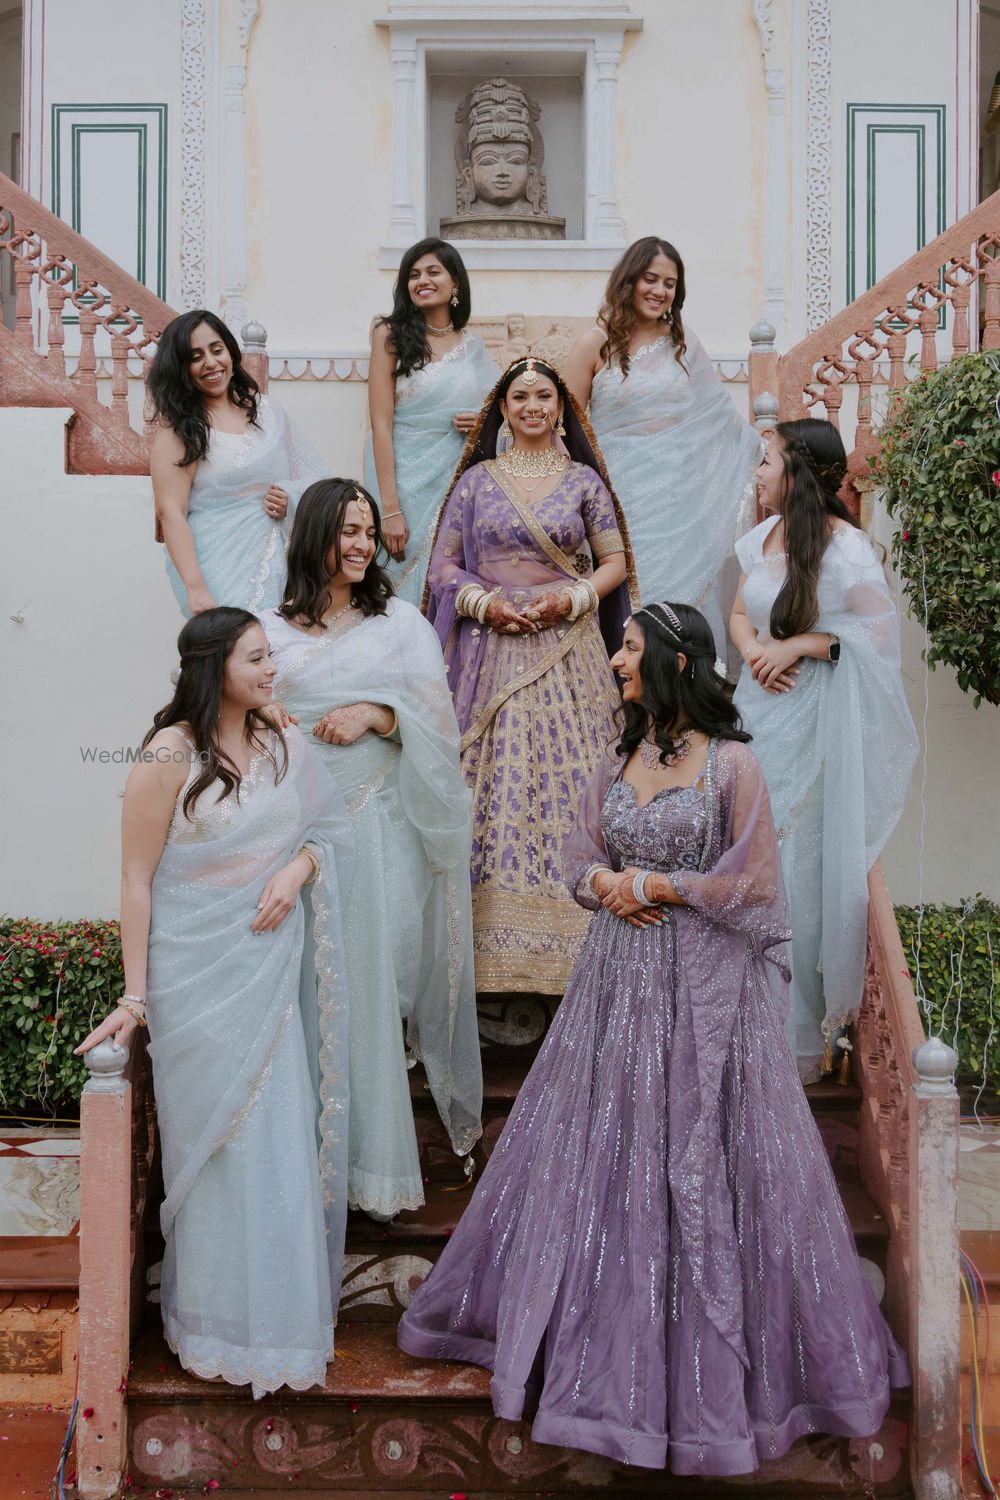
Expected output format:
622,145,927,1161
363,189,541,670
847,332,881,443
912,284,944,372
943,258,975,357
42,258,73,377
105,307,138,422
879,306,917,392
812,355,848,428
12,241,38,349
978,239,1000,350
73,284,105,401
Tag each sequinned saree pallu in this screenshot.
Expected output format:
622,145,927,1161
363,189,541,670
425,458,631,995
588,330,762,668
398,739,909,1474
146,726,353,1399
364,331,499,606
165,395,328,617
265,599,482,1219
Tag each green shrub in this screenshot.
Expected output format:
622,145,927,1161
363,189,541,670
0,917,122,1118
894,897,999,1104
873,351,1000,707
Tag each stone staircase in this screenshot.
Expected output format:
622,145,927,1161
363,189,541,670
122,1041,913,1498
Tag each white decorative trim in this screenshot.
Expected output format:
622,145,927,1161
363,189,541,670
20,0,45,200
956,0,978,220
805,0,832,331
753,0,787,345
181,0,209,308
374,6,641,264
222,63,250,331
81,349,747,384
752,0,773,54
239,0,259,51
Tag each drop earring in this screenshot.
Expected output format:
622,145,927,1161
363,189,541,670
499,417,513,444
555,412,566,437
450,291,459,308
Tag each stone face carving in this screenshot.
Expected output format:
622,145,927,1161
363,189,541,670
440,78,566,242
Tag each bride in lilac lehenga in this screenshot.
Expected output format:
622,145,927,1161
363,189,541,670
398,601,909,1476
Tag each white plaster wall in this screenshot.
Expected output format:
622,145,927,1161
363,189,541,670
1,408,177,918
0,2,22,329
242,0,769,354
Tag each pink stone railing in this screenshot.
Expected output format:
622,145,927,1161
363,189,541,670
0,170,176,473
77,1037,157,1500
748,188,1000,505
857,865,960,1498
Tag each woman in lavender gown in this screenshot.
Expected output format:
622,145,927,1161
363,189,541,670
398,600,908,1475
423,356,637,994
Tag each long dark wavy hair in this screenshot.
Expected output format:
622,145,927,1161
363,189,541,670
147,310,260,468
768,419,858,640
598,236,688,378
145,607,285,820
617,601,750,763
378,238,472,380
280,479,393,629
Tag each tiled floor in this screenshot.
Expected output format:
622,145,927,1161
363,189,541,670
958,1118,1000,1233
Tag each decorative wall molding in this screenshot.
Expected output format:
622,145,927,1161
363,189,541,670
20,0,45,200
753,0,788,344
374,3,642,270
845,104,946,305
239,0,259,51
180,0,209,308
50,104,169,306
805,0,833,331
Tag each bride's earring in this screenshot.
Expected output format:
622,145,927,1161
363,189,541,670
555,411,566,437
499,416,513,443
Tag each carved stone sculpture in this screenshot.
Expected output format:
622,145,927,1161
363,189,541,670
440,78,566,242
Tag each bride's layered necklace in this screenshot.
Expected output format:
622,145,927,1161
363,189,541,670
495,444,568,496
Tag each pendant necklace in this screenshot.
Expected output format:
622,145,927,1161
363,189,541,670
639,728,693,769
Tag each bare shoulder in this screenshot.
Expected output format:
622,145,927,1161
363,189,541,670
149,422,187,462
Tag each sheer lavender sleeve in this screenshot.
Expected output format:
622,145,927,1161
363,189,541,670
580,471,625,560
670,741,791,975
562,746,624,908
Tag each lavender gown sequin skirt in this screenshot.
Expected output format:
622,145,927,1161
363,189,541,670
398,780,908,1476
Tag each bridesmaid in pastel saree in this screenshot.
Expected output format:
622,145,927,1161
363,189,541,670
149,310,327,618
424,356,638,995
365,238,498,604
566,238,761,666
75,608,353,1397
264,479,482,1220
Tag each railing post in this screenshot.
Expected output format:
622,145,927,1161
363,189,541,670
241,318,269,396
748,318,779,426
908,1036,961,1500
77,1040,133,1500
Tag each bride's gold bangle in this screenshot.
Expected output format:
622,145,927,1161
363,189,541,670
298,844,321,885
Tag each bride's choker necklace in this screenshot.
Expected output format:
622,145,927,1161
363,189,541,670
496,446,569,479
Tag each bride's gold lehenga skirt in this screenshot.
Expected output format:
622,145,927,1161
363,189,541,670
461,615,622,994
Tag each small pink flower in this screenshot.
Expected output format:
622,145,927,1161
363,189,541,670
992,469,1000,487
901,529,910,542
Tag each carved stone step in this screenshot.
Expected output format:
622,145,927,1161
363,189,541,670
126,1316,912,1494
